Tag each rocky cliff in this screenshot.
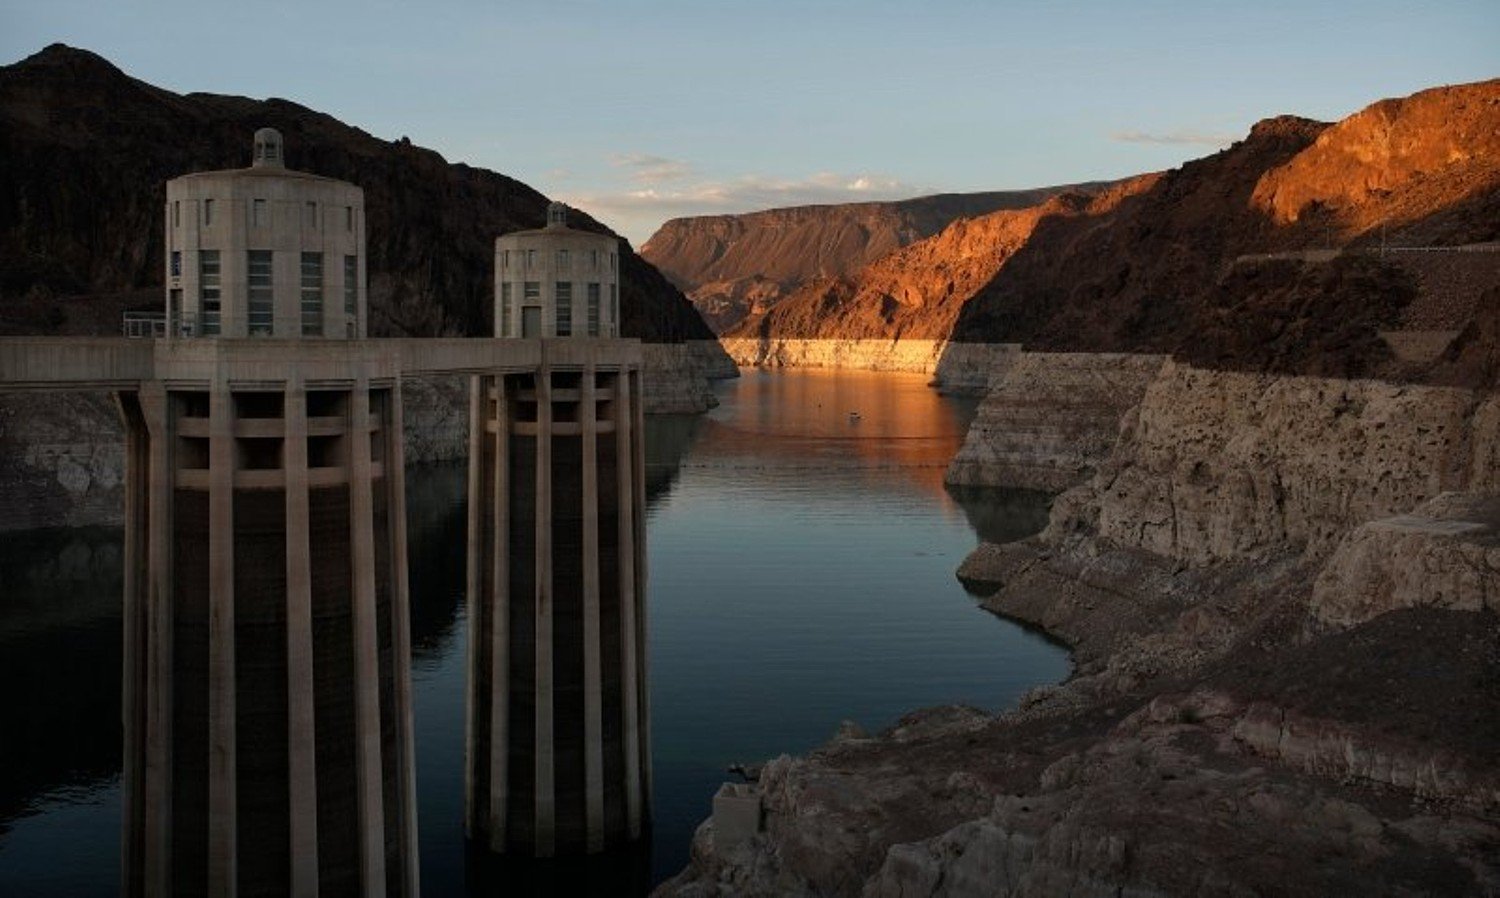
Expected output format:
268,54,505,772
944,353,1166,492
725,192,1133,343
952,81,1500,384
0,44,719,347
659,362,1500,896
640,186,1103,333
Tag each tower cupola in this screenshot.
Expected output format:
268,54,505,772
252,127,285,169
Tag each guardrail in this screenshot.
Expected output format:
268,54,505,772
123,311,199,338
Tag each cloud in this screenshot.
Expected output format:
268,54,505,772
609,152,696,185
558,166,934,245
568,170,926,217
1110,129,1237,147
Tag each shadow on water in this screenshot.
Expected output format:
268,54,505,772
405,461,470,661
944,483,1054,547
464,835,654,898
0,527,123,838
644,414,707,507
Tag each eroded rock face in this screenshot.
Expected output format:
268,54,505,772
642,342,736,414
945,353,1165,491
1310,492,1500,628
1059,361,1498,564
0,392,124,530
719,337,952,373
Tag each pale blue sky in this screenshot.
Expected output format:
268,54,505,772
2,0,1495,244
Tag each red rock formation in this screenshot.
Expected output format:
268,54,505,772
641,187,1107,333
1252,80,1500,241
727,185,1154,342
949,81,1500,384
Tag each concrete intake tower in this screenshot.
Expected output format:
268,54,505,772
123,129,419,897
465,203,650,857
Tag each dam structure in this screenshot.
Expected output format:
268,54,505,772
0,134,646,894
465,203,650,857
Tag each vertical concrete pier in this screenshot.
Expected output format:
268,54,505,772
116,343,421,897
465,340,650,856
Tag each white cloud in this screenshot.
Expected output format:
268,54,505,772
558,164,934,245
569,170,927,216
1110,129,1237,147
609,152,696,185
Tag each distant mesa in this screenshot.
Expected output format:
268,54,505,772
640,185,1113,333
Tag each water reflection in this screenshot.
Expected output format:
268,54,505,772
671,369,975,496
643,369,1068,883
405,461,469,661
644,414,705,506
944,484,1055,546
0,527,123,892
464,837,653,898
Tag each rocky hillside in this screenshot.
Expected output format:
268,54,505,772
640,186,1103,332
702,80,1500,385
0,44,716,343
727,178,1156,343
952,80,1500,381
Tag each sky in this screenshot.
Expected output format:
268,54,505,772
1,0,1495,245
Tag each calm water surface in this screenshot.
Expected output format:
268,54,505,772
0,368,1068,896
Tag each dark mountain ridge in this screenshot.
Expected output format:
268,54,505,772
0,43,714,341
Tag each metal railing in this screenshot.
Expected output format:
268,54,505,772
123,311,200,338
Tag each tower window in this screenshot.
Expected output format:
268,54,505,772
199,251,221,335
248,250,274,335
527,249,537,268
170,251,181,278
610,284,618,327
587,283,600,337
301,252,323,335
501,282,513,335
306,202,318,230
345,206,354,232
555,282,572,336
172,201,180,228
556,249,570,272
252,198,267,227
203,199,214,226
344,255,358,326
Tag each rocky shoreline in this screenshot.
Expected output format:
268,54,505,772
717,337,1017,389
654,358,1500,897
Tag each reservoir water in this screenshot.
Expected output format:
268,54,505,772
0,368,1068,895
